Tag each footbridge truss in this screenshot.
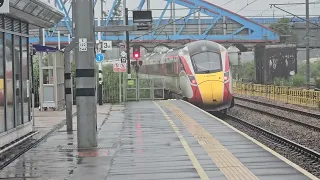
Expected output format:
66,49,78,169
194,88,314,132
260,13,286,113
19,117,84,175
29,0,280,47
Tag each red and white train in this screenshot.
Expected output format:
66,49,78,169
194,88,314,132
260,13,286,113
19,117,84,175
138,40,234,112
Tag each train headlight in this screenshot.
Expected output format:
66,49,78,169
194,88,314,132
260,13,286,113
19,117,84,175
224,72,229,82
188,75,197,85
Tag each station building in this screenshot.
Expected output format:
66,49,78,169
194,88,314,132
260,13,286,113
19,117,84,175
0,0,64,148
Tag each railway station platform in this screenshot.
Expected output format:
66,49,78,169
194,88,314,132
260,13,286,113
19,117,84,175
0,101,318,180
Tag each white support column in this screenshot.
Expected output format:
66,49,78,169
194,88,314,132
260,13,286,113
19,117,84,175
68,34,71,44
58,31,61,49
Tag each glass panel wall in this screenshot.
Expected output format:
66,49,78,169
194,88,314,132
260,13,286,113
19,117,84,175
14,35,22,126
0,16,31,134
0,32,4,133
21,37,29,122
5,34,14,130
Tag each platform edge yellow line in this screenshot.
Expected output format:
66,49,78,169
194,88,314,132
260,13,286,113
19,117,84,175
153,101,209,180
179,100,319,180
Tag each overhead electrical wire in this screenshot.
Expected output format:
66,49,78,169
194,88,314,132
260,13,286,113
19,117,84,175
236,0,259,13
270,4,320,27
222,0,235,6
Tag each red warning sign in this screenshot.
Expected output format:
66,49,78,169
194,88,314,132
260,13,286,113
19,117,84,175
113,62,127,72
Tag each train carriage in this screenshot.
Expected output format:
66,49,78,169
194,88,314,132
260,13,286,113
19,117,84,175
139,40,234,112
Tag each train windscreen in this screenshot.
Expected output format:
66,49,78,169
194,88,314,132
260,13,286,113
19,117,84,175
191,51,222,73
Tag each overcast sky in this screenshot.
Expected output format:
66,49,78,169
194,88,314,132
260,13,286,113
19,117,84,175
91,0,320,18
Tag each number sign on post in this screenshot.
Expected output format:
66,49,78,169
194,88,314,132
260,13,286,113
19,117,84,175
102,41,112,51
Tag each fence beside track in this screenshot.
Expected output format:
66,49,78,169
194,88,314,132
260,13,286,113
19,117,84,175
233,81,320,109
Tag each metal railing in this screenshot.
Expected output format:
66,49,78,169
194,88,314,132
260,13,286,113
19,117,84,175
233,81,320,108
126,77,165,101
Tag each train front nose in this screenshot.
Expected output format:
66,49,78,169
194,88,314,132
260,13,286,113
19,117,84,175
195,73,224,105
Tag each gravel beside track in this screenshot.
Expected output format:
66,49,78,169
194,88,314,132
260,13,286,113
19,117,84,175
235,99,320,128
227,106,320,153
223,116,320,178
234,94,320,114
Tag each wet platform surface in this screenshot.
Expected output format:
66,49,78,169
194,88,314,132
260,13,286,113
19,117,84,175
0,101,317,180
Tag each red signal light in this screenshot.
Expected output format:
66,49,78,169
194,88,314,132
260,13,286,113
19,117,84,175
132,45,140,60
133,52,140,59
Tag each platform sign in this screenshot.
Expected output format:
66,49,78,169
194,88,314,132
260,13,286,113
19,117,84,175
121,57,126,63
102,41,112,50
95,53,104,63
121,51,127,57
128,80,134,86
113,61,127,72
79,38,87,51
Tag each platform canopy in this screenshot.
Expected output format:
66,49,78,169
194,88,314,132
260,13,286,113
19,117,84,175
9,0,64,28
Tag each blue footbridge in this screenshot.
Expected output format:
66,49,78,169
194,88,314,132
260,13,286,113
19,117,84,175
29,0,320,49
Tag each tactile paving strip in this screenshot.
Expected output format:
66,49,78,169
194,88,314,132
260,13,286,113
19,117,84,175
160,101,259,180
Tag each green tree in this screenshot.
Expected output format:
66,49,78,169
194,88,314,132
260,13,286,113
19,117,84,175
237,61,255,81
269,18,292,43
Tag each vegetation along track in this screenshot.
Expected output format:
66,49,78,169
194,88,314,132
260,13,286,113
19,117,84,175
234,96,320,131
224,114,320,178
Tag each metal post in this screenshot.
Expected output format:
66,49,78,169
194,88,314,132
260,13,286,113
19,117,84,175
97,17,103,105
31,52,35,126
101,0,104,25
147,0,150,10
125,8,131,75
119,71,121,103
122,1,127,102
58,31,61,49
74,0,97,148
39,28,44,112
223,16,227,35
306,0,310,88
136,67,139,101
172,0,176,34
198,6,201,35
237,51,241,80
53,51,58,110
97,17,101,42
170,2,173,20
64,40,74,132
98,63,103,105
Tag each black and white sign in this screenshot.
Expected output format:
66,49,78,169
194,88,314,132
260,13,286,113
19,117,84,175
79,38,87,51
102,41,112,50
121,57,127,63
121,51,127,57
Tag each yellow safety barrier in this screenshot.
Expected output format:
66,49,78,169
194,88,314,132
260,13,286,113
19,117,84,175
233,81,320,109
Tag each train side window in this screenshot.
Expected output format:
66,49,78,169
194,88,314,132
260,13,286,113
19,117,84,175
166,62,174,75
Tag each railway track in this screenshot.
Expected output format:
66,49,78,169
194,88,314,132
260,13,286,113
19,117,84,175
225,114,320,167
234,96,320,119
233,96,320,131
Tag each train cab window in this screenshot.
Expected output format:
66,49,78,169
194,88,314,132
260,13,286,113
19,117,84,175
191,52,222,73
